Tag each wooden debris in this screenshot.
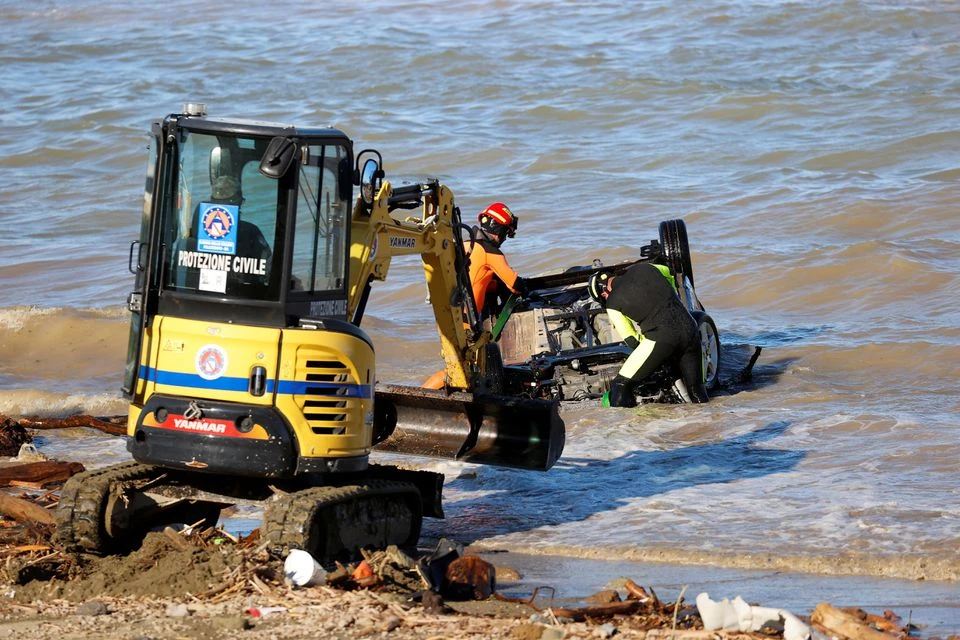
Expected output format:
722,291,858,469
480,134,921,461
0,417,32,457
8,414,127,437
550,599,643,621
812,602,903,640
0,460,85,488
840,607,907,634
10,544,53,553
624,578,651,601
0,493,56,526
0,511,932,639
162,526,195,551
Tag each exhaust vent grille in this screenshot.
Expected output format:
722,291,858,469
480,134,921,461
296,357,358,435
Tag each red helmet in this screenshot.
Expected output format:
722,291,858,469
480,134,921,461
478,202,518,238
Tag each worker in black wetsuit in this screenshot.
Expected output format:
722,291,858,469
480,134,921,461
587,262,709,407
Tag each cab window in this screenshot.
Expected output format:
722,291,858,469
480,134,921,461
290,144,350,293
161,131,282,300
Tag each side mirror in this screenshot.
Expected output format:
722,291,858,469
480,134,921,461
259,136,297,179
359,158,383,207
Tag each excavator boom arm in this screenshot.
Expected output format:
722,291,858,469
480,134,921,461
347,179,479,389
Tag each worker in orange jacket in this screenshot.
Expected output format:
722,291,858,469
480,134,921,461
422,202,526,389
465,202,527,321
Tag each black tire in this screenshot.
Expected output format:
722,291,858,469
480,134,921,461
658,219,695,289
691,311,720,391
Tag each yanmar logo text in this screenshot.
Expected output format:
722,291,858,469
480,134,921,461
173,417,228,434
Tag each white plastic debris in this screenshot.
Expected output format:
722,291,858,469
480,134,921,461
16,443,46,462
696,592,741,630
284,549,327,587
696,592,815,640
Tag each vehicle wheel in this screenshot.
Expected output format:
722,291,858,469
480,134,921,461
658,219,695,289
692,312,720,391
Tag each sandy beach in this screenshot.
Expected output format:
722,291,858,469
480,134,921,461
1,520,953,639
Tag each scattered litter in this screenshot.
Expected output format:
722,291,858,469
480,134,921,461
0,460,85,490
812,602,914,639
351,560,374,581
444,555,496,600
697,592,814,640
0,466,935,639
244,605,287,618
283,549,327,587
416,537,462,592
15,444,45,462
596,622,617,638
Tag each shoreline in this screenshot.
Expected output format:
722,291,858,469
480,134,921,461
470,542,960,583
2,548,956,638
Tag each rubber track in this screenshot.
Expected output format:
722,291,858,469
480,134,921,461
54,460,161,554
261,479,422,560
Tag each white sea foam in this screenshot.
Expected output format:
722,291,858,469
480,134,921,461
0,390,127,418
0,305,60,331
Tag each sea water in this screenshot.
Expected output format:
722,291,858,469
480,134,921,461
1,1,958,632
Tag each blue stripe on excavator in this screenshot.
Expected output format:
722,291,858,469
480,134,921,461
137,366,373,397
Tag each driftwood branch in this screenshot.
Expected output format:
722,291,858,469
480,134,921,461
811,602,901,640
549,600,643,621
0,460,85,489
624,579,651,601
0,494,56,526
11,414,127,437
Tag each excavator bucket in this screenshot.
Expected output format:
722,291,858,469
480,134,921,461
372,384,564,471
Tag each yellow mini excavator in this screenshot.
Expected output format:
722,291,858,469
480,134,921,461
54,104,564,560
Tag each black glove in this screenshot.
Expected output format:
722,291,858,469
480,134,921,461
513,276,528,297
623,336,640,350
605,375,637,408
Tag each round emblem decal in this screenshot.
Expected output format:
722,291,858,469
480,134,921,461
201,206,235,240
195,344,228,380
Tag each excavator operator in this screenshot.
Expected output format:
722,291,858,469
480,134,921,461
588,263,709,407
422,202,527,390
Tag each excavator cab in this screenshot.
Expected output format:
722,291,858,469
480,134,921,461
126,106,353,341
122,104,382,480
